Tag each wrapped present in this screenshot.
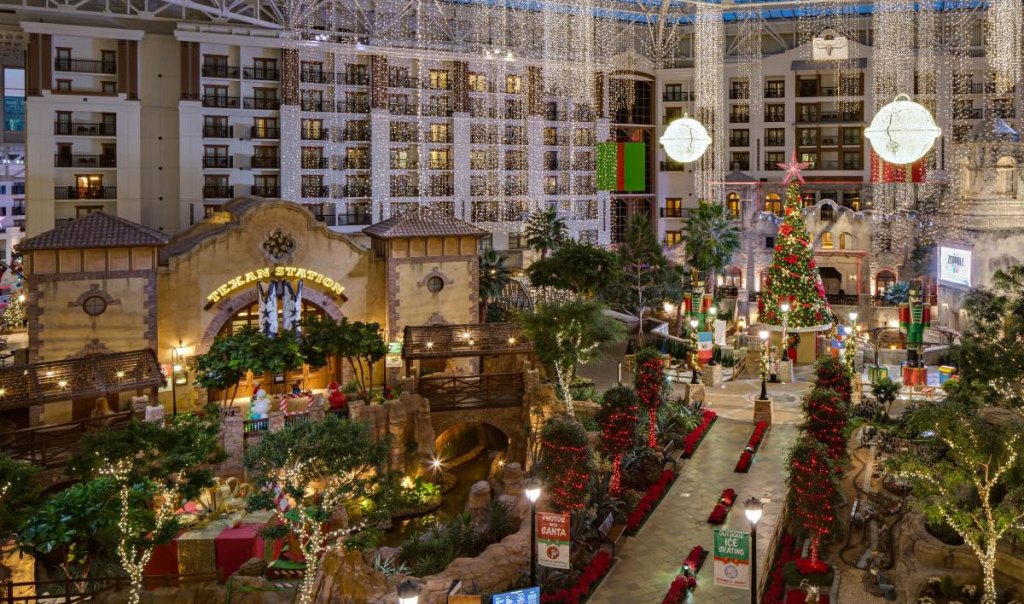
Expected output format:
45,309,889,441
176,522,222,576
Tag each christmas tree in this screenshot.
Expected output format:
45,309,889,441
3,295,24,328
634,347,664,449
758,159,832,329
597,385,640,494
788,436,841,567
801,387,849,461
538,417,593,513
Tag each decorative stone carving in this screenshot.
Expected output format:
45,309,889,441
261,229,296,262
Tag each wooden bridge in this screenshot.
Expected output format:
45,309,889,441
417,372,524,412
0,410,133,470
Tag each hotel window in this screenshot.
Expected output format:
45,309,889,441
665,198,682,218
765,236,775,249
203,145,229,168
764,193,782,215
428,69,450,90
839,233,853,250
301,147,325,169
508,232,525,249
665,106,683,123
727,192,741,218
664,83,682,101
429,123,450,143
254,117,278,138
665,231,682,247
252,57,277,79
764,104,785,122
478,234,493,252
429,149,451,170
391,148,414,170
55,79,71,92
301,174,324,197
798,128,818,146
765,128,785,146
468,73,487,92
301,119,324,139
765,80,785,98
820,232,834,250
765,151,784,170
731,152,750,171
300,61,325,82
799,152,818,169
505,75,522,94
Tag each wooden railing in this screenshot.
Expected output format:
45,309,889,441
284,412,310,428
417,372,524,411
1,572,218,602
0,411,133,469
242,417,269,439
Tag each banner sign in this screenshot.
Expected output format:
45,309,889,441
713,528,751,589
938,246,972,288
492,587,540,604
698,332,714,363
537,512,571,569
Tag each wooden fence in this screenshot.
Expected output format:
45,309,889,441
1,572,219,603
0,411,133,469
417,372,524,412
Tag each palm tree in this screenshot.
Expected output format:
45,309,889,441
683,201,741,295
479,249,513,322
524,207,567,259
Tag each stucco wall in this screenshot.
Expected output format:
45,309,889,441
384,235,479,332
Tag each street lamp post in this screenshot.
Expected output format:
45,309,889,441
689,318,700,384
707,306,718,366
846,311,859,374
525,477,542,586
744,497,764,604
397,578,422,604
758,330,769,400
779,302,791,362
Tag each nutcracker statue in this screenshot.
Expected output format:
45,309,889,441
899,281,930,386
682,289,715,331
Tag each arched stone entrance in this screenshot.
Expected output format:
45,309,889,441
429,405,527,464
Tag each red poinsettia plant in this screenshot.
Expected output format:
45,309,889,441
681,410,718,458
626,469,677,533
540,550,613,604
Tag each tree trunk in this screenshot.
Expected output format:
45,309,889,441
809,534,821,566
555,365,575,418
611,454,623,494
980,548,998,604
647,408,658,449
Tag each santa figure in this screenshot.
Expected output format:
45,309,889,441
327,380,348,414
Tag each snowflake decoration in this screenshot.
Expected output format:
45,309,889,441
262,229,296,262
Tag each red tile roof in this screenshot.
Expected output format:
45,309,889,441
363,209,487,239
18,212,169,251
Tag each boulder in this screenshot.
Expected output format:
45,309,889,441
466,480,492,527
502,462,524,497
316,548,390,603
237,557,268,577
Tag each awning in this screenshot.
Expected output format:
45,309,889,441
0,349,164,411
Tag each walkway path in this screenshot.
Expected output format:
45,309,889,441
590,375,805,604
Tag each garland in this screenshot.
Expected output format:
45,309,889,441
734,421,769,473
625,469,677,533
707,488,737,524
660,545,707,604
540,550,613,604
682,410,718,458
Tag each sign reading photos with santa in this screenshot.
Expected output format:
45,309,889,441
537,512,571,570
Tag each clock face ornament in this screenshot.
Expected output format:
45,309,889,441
660,115,712,164
865,94,942,165
262,229,296,262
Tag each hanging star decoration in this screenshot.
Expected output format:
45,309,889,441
777,150,811,185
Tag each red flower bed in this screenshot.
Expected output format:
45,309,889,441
625,469,677,533
795,558,830,575
707,488,737,524
764,533,797,604
660,545,706,604
734,421,769,473
682,410,718,458
540,550,613,604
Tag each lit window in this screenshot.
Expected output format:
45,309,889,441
821,232,834,250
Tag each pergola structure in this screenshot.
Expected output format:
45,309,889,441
0,349,164,412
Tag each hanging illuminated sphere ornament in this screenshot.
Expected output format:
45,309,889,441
865,94,941,165
660,114,711,163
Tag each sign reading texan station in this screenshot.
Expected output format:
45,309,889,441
536,512,570,570
713,528,751,589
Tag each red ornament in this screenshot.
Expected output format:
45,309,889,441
808,259,816,269
780,224,793,236
785,254,798,264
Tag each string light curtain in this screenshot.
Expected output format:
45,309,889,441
736,11,764,123
987,0,1023,95
694,3,724,202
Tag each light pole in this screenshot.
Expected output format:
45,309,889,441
779,302,791,361
707,306,718,366
397,578,421,604
758,330,769,400
525,477,542,586
744,497,764,604
689,318,700,384
846,311,859,374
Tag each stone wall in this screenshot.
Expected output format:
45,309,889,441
893,512,981,603
350,392,437,475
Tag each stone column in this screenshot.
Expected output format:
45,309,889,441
131,395,150,420
701,364,724,388
777,359,794,383
754,397,773,425
222,415,245,471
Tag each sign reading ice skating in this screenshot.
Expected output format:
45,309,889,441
713,528,751,589
537,512,571,570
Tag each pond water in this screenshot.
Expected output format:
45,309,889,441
379,449,501,547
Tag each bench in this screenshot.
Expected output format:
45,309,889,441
877,571,896,600
597,512,626,556
661,440,677,470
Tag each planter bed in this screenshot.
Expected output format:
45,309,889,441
540,550,613,604
681,410,718,458
659,545,708,604
625,469,678,534
706,488,737,525
734,421,768,473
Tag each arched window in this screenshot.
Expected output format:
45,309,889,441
820,232,834,249
875,270,897,296
725,266,743,288
996,156,1017,196
764,193,782,215
727,192,741,218
839,232,853,250
820,205,835,221
220,299,326,337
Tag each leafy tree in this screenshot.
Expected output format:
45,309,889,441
0,452,37,540
908,239,936,280
596,385,640,494
886,402,1024,604
605,213,685,343
298,315,342,371
871,377,901,416
252,329,305,377
788,436,842,567
538,417,593,513
18,479,119,583
526,241,621,299
192,327,275,409
954,265,1024,409
69,412,224,604
479,250,513,322
883,281,911,305
244,416,391,604
516,299,625,417
298,318,385,400
524,207,567,259
683,201,741,295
